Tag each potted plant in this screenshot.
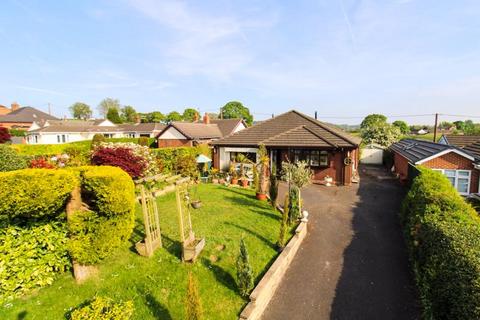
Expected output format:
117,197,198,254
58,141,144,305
211,168,219,184
218,172,226,185
230,163,239,185
324,175,333,187
190,185,202,209
239,163,249,188
256,144,269,201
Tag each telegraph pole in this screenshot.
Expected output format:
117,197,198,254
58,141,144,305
433,113,439,142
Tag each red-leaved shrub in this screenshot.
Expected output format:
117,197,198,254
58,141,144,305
92,147,146,178
30,157,55,169
0,127,11,144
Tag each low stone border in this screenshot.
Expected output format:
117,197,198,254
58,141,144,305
239,220,308,320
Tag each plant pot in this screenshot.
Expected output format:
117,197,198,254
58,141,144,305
212,178,219,184
191,200,202,209
219,178,226,184
256,193,267,201
231,178,239,185
241,179,249,188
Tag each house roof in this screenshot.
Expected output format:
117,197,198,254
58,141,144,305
163,122,223,140
390,139,477,164
211,110,361,148
209,119,244,136
441,134,480,148
28,121,164,134
0,107,58,123
118,123,165,132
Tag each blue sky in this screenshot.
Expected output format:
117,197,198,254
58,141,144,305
1,0,479,124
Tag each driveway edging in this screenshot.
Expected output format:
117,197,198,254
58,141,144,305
239,221,308,320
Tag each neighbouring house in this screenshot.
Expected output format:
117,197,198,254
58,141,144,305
390,139,480,196
415,128,429,135
25,119,165,144
0,103,58,129
211,110,361,186
156,113,246,147
439,134,480,158
0,104,11,116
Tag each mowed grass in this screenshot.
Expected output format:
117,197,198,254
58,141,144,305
1,184,286,320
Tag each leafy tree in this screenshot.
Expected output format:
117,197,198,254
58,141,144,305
392,120,409,134
0,127,11,144
185,272,203,320
183,108,198,122
361,122,401,146
69,102,92,120
144,111,165,123
464,120,477,134
360,114,387,129
98,98,120,117
453,121,465,131
106,107,122,124
236,238,254,298
121,105,137,123
166,111,183,122
220,101,253,126
438,121,453,130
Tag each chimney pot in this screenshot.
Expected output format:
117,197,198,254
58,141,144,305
203,112,210,124
11,102,19,111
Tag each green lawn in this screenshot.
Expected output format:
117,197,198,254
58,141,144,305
1,184,286,319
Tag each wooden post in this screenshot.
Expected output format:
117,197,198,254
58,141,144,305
433,113,438,142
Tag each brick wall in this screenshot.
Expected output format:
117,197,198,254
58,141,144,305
422,152,479,194
157,139,192,148
393,153,410,182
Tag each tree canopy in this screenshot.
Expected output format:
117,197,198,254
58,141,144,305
106,107,122,124
360,114,387,129
182,108,198,122
144,111,165,123
166,111,183,122
121,105,137,123
69,102,92,120
98,98,120,117
220,101,253,126
392,120,409,134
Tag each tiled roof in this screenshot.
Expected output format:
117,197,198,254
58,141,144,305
168,122,223,139
211,110,361,148
210,119,244,136
0,107,58,123
442,134,480,148
390,139,477,164
29,122,164,134
118,123,165,132
464,142,480,159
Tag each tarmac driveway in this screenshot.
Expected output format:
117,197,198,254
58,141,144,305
262,165,420,320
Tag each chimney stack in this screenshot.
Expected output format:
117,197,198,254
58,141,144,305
203,112,210,124
11,102,19,111
315,111,318,120
193,112,199,122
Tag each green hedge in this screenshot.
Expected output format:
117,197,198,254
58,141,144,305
0,222,70,302
68,166,135,265
0,169,79,220
153,145,211,176
12,137,156,156
0,145,28,172
402,167,480,319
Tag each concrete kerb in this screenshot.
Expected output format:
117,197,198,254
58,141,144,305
239,220,308,320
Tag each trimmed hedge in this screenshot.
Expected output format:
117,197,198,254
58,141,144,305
402,167,480,319
0,222,70,302
0,145,28,172
153,145,211,176
68,166,135,265
0,169,78,220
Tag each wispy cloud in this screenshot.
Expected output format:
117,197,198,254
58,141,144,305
338,0,356,48
13,85,69,97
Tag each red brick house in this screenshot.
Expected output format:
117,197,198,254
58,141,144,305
156,114,246,148
390,139,480,195
211,110,361,186
0,104,58,129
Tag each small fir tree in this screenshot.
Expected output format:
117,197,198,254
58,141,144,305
91,134,106,149
278,194,289,249
253,165,259,191
236,238,254,298
186,272,203,320
288,186,300,224
269,164,279,208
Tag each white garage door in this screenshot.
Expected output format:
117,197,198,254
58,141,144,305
360,148,384,165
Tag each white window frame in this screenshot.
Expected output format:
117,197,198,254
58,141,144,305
433,169,471,195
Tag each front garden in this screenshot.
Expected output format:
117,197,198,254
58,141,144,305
0,183,289,319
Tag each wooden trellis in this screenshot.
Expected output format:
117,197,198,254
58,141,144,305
176,179,205,262
135,184,162,257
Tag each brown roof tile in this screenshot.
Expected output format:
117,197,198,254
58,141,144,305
0,107,58,123
211,110,360,148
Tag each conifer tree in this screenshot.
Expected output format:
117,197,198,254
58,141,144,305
269,164,279,208
278,194,289,250
236,238,254,298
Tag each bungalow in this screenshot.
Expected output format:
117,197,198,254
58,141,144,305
0,104,58,129
211,110,361,186
26,119,165,144
156,113,246,147
439,134,480,158
390,139,480,196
